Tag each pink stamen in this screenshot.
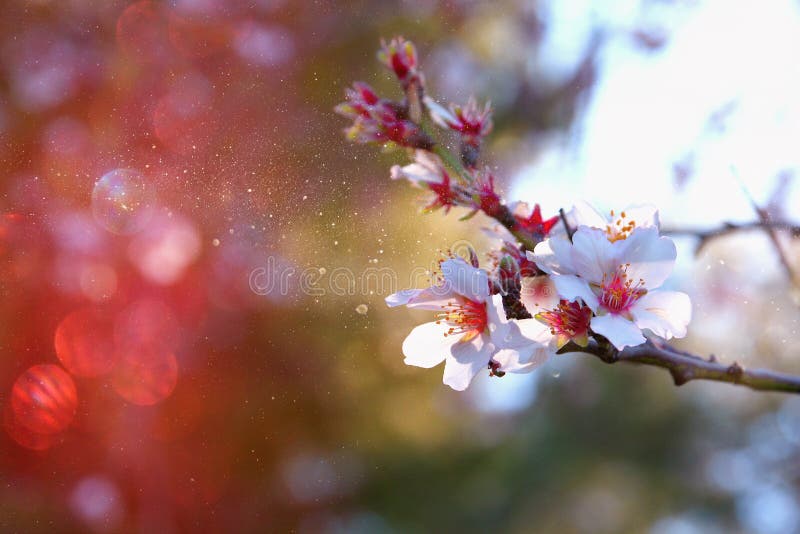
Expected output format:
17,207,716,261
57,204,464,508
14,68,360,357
598,264,646,314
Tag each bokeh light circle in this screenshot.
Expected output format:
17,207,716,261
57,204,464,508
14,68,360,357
3,403,58,451
111,346,178,406
115,0,171,63
55,307,117,377
91,169,154,235
11,364,77,435
114,298,181,353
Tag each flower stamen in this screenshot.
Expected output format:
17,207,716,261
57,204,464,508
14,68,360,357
536,300,592,348
436,299,488,341
596,264,647,314
605,209,637,242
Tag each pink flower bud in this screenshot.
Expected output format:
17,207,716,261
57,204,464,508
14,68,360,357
377,37,423,90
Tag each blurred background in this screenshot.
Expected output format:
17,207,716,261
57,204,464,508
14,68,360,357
2,0,800,532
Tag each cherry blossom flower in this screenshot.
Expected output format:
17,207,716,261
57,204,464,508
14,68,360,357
532,201,660,274
386,258,550,390
390,151,469,212
567,201,660,242
530,226,691,350
519,275,593,350
425,96,493,141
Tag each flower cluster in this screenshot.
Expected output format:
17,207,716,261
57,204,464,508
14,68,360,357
337,38,692,391
335,82,432,148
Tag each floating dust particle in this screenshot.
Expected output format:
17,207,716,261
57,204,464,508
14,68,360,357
355,304,368,315
212,238,220,247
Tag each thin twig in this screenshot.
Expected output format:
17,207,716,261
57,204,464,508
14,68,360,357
559,207,574,241
662,220,800,256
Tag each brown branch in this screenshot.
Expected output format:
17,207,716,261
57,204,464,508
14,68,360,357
559,339,800,394
663,220,800,242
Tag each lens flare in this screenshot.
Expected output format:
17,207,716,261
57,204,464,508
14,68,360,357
91,169,154,235
11,364,78,435
55,308,117,377
111,346,178,406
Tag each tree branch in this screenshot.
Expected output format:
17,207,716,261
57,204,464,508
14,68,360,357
559,339,800,394
662,220,800,253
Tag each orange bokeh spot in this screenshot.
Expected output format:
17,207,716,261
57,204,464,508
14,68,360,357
55,307,117,377
111,346,178,406
11,364,78,435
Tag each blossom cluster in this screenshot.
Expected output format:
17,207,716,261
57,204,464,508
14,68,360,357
337,38,691,391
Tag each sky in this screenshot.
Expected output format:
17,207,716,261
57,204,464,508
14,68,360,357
513,0,800,227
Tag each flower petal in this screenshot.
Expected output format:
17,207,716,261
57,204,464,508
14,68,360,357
444,335,493,391
440,258,489,303
622,204,660,229
618,226,676,289
570,226,617,283
423,96,457,128
590,314,646,350
530,234,576,275
486,294,512,345
520,275,560,314
552,275,599,311
401,321,456,368
493,344,550,374
386,285,457,310
386,289,423,307
568,200,609,229
406,286,457,310
390,150,444,185
631,290,691,340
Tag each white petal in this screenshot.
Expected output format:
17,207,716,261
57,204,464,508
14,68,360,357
386,289,423,307
423,96,457,128
631,290,692,340
440,258,489,302
568,200,609,229
401,321,456,368
489,303,552,350
530,235,575,275
590,314,646,350
570,226,617,283
390,151,444,186
620,226,676,289
520,276,560,314
552,275,599,311
493,345,550,374
486,294,511,345
405,285,457,310
444,335,493,391
622,204,659,229
514,317,554,344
